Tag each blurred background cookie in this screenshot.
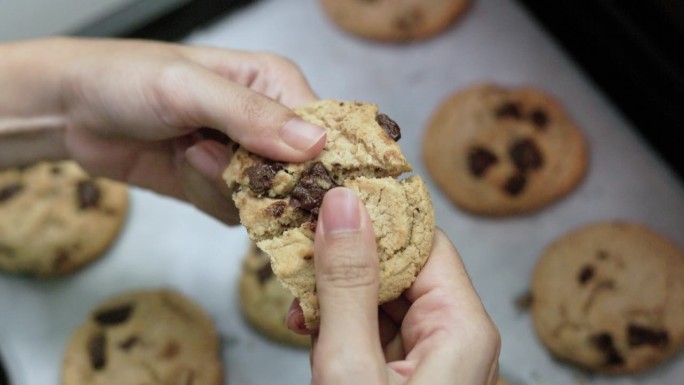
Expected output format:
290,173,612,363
319,0,470,42
530,221,684,374
62,289,223,385
0,161,128,277
423,83,588,216
239,243,310,348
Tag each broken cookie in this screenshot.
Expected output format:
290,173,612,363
224,100,435,329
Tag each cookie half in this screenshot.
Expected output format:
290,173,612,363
224,100,435,328
0,161,128,277
239,243,310,348
423,84,588,216
320,0,470,42
62,289,223,385
531,221,684,374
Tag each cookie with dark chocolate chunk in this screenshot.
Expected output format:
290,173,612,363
0,161,128,277
319,0,471,42
531,221,684,374
238,242,310,348
422,83,588,216
224,99,435,329
62,289,223,384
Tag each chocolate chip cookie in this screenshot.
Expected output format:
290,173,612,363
239,242,310,348
62,289,223,385
0,161,128,277
224,100,435,329
320,0,471,42
423,84,588,216
531,221,684,374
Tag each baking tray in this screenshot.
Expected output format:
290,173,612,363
2,0,683,384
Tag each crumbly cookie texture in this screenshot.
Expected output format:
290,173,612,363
319,0,471,42
62,289,223,385
224,100,435,329
423,83,588,216
239,243,310,348
0,160,128,277
531,221,684,374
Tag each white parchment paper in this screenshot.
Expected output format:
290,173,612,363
1,0,683,384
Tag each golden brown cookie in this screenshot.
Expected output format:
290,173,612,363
224,100,435,329
320,0,471,42
239,243,310,348
423,84,588,216
531,221,684,374
0,161,128,277
62,289,223,385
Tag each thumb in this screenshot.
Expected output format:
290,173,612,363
312,187,385,384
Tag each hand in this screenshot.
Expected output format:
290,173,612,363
0,38,326,223
287,187,501,384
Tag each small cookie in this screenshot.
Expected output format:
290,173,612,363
531,221,684,374
224,100,435,329
62,289,223,385
319,0,470,42
0,161,128,277
239,243,310,348
423,84,588,216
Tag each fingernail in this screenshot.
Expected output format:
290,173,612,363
280,118,326,152
321,187,361,235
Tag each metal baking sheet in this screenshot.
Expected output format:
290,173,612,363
1,0,683,384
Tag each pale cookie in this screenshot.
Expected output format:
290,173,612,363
224,100,435,329
320,0,470,42
239,243,310,348
62,289,223,385
423,84,588,216
531,221,684,374
0,161,128,277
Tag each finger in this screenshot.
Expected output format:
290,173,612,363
379,309,400,347
154,64,326,162
380,296,411,325
399,229,500,385
181,47,318,107
286,299,315,335
312,187,386,384
180,141,240,225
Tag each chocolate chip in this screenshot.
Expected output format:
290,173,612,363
509,138,543,172
158,340,180,360
257,262,273,284
50,165,62,174
627,324,669,348
503,172,527,196
0,243,16,259
394,8,423,31
529,108,549,130
514,291,533,312
590,333,625,367
231,142,240,153
88,331,107,370
245,162,283,196
118,335,140,351
265,201,287,218
495,102,523,119
290,162,337,216
578,265,594,285
0,183,24,202
93,303,134,326
52,250,70,270
467,147,498,178
597,250,609,260
376,113,401,141
77,180,101,209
